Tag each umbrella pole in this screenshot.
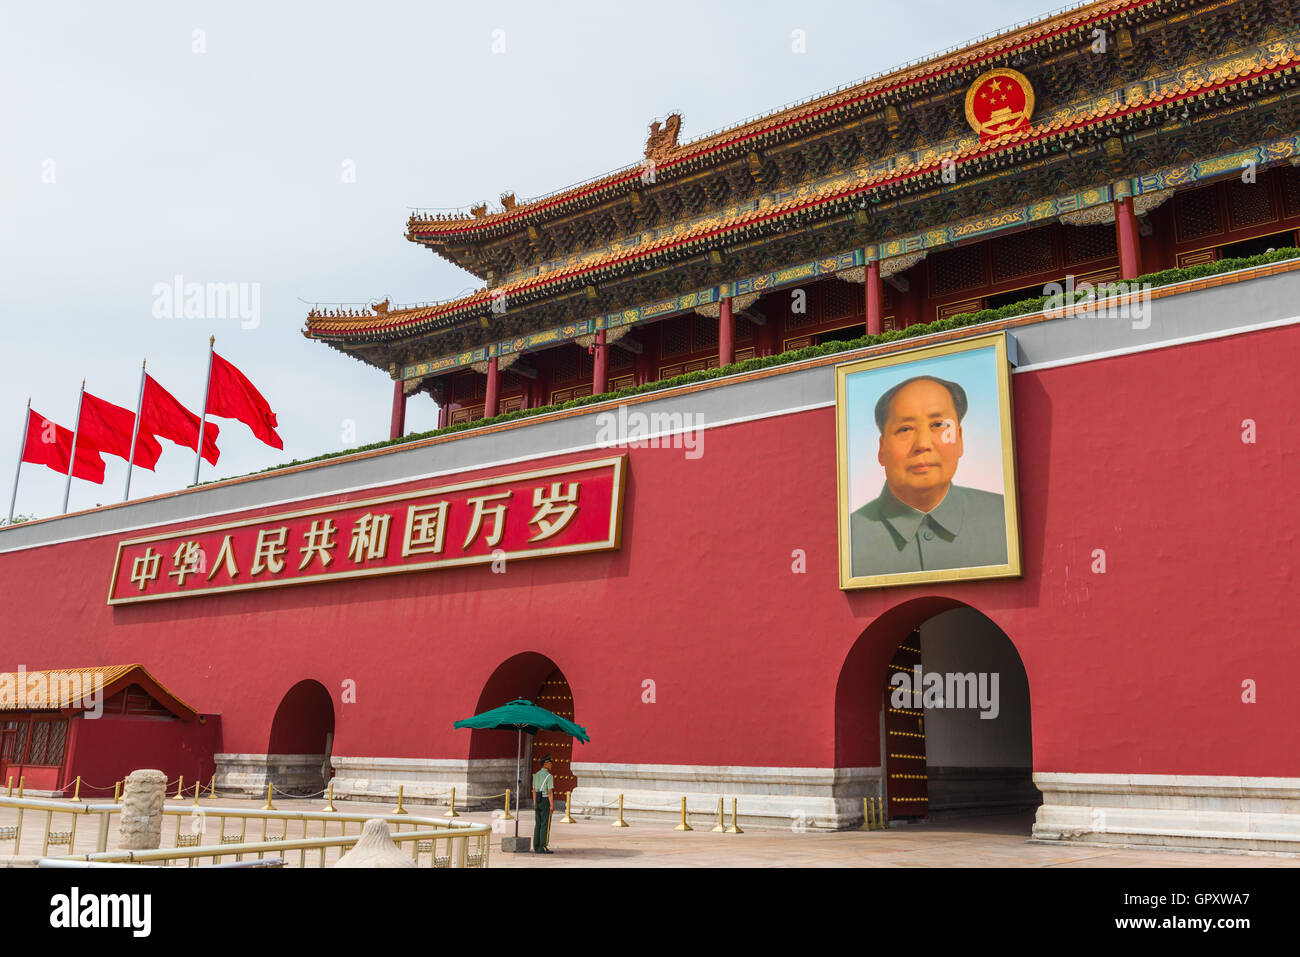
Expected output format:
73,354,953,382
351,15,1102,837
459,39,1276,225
514,726,521,839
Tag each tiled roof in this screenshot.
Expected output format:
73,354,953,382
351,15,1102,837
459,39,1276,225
0,663,198,718
306,49,1297,343
406,0,1150,240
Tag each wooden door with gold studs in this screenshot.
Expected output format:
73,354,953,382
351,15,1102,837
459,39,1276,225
530,670,578,805
883,630,928,819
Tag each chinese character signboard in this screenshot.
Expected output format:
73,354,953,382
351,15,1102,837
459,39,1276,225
108,456,626,605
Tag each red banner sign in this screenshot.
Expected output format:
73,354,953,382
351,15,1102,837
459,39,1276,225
108,456,626,605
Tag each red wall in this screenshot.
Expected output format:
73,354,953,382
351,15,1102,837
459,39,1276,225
2,324,1296,778
67,713,221,792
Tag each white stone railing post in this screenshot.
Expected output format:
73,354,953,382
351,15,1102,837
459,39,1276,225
117,769,166,851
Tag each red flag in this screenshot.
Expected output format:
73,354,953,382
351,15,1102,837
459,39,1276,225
77,392,163,470
140,374,220,465
206,352,283,449
21,408,107,483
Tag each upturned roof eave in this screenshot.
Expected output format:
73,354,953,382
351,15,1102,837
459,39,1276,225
402,0,1156,244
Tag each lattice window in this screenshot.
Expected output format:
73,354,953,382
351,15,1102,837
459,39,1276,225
451,372,483,401
734,314,752,343
1,721,25,762
41,722,68,766
993,228,1057,281
693,314,718,351
823,281,860,322
1175,186,1221,241
26,721,51,765
1226,178,1276,230
930,244,984,294
609,344,633,370
1063,223,1117,265
1282,166,1300,218
660,316,690,357
551,347,577,382
786,300,817,327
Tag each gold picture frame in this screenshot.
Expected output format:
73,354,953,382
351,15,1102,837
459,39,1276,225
835,332,1021,589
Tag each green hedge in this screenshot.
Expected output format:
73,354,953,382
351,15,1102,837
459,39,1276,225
231,247,1300,480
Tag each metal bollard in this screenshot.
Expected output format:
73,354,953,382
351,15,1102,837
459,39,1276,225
674,795,693,831
504,788,513,821
560,791,575,824
263,783,275,811
444,786,459,818
393,785,407,815
611,793,630,828
711,796,725,832
322,781,336,812
725,797,744,834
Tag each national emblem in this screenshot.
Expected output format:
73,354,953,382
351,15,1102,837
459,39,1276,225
964,68,1035,143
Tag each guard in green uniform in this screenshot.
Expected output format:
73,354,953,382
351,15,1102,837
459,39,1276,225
531,754,555,854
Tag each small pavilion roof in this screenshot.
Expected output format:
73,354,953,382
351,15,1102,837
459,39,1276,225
0,663,198,719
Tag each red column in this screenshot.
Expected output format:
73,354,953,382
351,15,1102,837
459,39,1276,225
1116,196,1143,279
866,260,883,335
484,357,500,419
389,380,406,440
593,331,608,395
718,297,735,366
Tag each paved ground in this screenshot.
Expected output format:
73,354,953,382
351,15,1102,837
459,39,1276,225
481,810,1300,869
5,794,1298,867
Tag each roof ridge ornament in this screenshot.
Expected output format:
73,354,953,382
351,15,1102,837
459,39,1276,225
645,113,682,161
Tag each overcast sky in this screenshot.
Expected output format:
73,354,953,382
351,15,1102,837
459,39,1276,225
0,0,1058,517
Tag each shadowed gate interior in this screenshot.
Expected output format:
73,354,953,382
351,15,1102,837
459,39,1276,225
879,608,1038,822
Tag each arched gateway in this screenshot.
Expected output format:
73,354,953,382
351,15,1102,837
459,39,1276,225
266,679,336,796
467,653,579,810
836,598,1037,828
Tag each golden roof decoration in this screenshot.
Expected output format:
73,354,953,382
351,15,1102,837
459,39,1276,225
309,45,1299,341
406,0,1149,237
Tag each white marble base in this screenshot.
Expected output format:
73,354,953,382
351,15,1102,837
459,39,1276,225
569,763,881,830
1032,772,1300,853
214,753,329,797
327,756,519,810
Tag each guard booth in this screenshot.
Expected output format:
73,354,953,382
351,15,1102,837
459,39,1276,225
0,664,220,797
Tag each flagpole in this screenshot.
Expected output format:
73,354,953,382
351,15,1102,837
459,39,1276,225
62,379,86,514
8,398,31,524
123,359,146,502
192,336,214,486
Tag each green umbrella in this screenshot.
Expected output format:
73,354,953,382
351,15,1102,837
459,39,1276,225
453,698,590,840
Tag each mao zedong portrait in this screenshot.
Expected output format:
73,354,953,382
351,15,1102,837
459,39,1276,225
850,375,1007,578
